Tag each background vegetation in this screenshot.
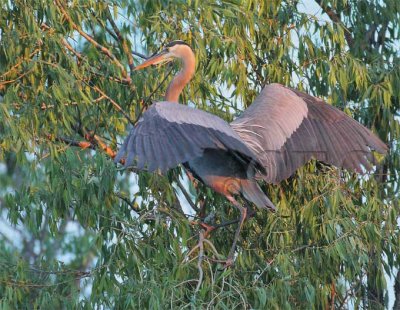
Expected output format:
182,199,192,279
0,0,399,308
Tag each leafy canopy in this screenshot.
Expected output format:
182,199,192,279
0,0,399,309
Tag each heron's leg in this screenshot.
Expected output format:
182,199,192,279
201,203,255,236
245,202,256,218
225,195,247,266
194,201,256,243
199,222,216,237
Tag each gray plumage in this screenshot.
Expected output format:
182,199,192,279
231,83,388,183
116,84,387,182
114,101,262,173
115,41,387,265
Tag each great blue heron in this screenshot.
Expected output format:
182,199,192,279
115,40,387,265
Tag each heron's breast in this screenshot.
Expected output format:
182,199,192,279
187,149,248,196
202,175,242,196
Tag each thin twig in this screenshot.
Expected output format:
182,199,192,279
175,178,199,212
55,0,131,82
88,83,134,125
105,8,134,72
50,135,95,150
132,51,148,59
314,0,354,48
114,192,141,214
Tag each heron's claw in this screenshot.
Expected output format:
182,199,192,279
217,257,235,270
199,222,215,237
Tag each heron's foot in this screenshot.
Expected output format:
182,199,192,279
189,220,216,238
199,222,217,237
218,257,235,269
245,203,257,218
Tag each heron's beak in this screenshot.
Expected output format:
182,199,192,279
134,49,174,70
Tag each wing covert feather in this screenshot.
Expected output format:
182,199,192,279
231,83,308,151
115,101,260,172
231,84,387,183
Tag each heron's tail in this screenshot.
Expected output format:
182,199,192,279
240,180,276,211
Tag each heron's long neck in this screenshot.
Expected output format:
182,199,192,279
165,48,195,103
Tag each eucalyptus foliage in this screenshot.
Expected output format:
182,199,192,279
0,0,399,309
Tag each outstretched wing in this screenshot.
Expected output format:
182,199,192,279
115,101,260,173
231,83,388,183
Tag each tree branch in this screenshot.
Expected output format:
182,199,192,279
41,24,131,85
114,192,141,214
175,177,199,212
54,0,131,83
314,0,354,48
105,9,135,72
132,51,148,60
88,83,134,125
49,135,96,150
47,132,127,165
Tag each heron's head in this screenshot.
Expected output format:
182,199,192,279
134,40,193,70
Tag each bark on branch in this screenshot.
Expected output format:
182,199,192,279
105,9,135,72
40,23,131,85
315,0,354,48
54,0,131,83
